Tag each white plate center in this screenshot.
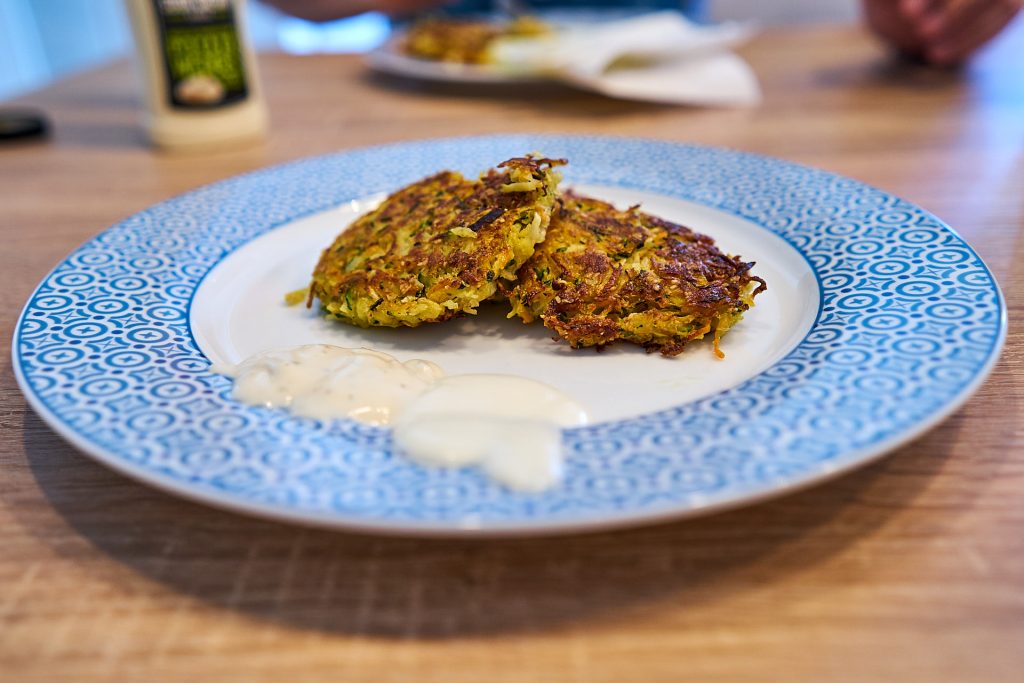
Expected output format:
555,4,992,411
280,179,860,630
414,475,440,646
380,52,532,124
191,184,818,423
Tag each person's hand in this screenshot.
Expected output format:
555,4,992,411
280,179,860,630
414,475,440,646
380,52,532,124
863,0,1021,66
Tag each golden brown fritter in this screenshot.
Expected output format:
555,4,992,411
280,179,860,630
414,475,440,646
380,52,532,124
504,191,766,357
309,155,564,328
403,16,551,64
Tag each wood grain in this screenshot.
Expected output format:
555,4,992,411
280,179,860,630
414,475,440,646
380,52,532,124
2,22,1023,683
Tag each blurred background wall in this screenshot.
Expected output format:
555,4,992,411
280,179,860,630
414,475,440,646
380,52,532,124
0,0,858,102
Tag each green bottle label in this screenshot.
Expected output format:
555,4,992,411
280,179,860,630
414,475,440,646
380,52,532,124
152,0,249,109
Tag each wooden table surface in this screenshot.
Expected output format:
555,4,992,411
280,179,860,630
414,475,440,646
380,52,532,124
2,22,1023,683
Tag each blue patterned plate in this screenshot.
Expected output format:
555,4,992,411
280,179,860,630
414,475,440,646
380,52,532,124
13,135,1006,536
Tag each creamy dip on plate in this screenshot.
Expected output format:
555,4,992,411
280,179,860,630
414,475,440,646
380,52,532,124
213,345,587,491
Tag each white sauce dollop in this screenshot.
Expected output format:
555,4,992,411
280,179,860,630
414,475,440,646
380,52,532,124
394,375,588,492
212,345,443,425
212,345,587,491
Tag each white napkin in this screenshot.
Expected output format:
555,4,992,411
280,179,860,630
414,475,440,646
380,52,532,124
491,12,761,107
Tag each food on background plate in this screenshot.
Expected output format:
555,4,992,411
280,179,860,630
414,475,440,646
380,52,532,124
504,191,766,357
403,16,552,65
308,154,564,327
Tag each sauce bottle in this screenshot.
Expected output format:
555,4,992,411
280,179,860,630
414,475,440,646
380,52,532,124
123,0,268,151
